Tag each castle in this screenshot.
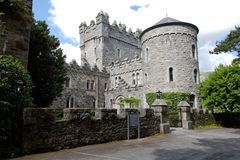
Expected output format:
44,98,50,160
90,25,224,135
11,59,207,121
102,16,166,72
52,11,200,109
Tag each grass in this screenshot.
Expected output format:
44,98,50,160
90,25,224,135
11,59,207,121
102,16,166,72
194,124,222,129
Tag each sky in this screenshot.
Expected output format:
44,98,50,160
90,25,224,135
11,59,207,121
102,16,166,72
32,0,240,73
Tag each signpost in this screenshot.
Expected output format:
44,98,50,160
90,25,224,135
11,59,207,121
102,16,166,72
127,112,140,140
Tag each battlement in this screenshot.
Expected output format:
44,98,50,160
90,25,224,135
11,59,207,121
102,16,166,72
67,60,109,76
79,11,142,42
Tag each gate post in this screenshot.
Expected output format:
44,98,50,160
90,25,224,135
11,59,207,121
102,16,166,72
152,99,170,134
177,101,193,129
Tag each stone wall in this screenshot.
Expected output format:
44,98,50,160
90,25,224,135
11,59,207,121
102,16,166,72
141,24,200,108
23,108,161,154
79,11,141,70
51,61,110,109
0,0,33,68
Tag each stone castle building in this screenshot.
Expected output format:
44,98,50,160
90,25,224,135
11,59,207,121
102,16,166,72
52,11,200,109
0,0,32,67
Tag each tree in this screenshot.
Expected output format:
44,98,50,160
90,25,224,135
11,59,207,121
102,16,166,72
28,20,67,107
200,64,240,112
0,54,32,156
210,26,240,61
122,97,141,108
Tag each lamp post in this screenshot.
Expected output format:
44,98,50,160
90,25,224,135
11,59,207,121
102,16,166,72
156,90,162,99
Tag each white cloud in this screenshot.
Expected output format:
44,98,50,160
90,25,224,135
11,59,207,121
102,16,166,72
60,43,81,64
199,41,236,72
49,0,240,70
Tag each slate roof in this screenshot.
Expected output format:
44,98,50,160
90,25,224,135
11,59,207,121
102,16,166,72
140,16,199,39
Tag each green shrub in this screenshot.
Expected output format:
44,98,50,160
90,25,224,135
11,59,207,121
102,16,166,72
0,55,33,157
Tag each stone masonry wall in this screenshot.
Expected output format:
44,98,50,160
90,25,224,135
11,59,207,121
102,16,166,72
0,0,32,68
51,62,110,109
79,11,142,70
23,108,161,154
141,25,200,108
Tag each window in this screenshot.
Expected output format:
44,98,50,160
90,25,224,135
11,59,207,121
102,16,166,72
136,72,140,85
192,45,196,59
66,96,74,108
70,97,74,108
115,77,118,87
145,73,148,83
87,80,90,90
91,80,95,90
94,48,97,56
194,69,198,83
93,100,96,108
65,77,70,88
117,49,121,58
145,48,149,62
169,67,173,82
132,73,136,85
105,83,107,90
84,52,87,58
66,97,70,108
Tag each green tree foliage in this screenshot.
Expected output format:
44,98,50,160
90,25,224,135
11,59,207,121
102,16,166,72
0,55,32,156
0,0,27,14
146,92,191,111
210,26,240,57
200,64,240,112
122,97,141,108
28,20,67,107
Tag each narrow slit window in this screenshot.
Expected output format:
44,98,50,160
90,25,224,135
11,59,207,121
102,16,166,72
192,45,196,59
169,67,173,82
87,80,90,90
194,69,198,83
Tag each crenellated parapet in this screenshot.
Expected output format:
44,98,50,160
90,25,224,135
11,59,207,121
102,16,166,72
67,60,109,77
79,11,142,46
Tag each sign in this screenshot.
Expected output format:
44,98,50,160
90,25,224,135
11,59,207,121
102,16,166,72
127,113,140,140
129,114,138,126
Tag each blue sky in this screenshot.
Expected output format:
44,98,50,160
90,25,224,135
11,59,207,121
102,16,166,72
32,0,240,72
33,0,78,46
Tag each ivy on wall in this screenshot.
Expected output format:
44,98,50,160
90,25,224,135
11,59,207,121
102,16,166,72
0,0,28,15
146,92,191,112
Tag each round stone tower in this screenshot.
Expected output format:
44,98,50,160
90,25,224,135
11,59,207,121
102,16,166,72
140,17,200,108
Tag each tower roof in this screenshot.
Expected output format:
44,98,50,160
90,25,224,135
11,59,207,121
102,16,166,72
140,16,199,39
154,17,182,26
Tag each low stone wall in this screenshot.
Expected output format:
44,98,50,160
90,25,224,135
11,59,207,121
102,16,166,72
23,108,161,154
191,109,216,128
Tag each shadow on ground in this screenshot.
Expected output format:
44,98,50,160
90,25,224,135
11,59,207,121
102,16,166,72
153,137,240,160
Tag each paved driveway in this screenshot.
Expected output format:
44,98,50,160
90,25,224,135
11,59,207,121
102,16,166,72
13,128,240,160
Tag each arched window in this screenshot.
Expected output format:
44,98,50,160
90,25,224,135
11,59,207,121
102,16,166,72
132,73,136,85
192,45,196,59
117,49,121,58
194,69,198,83
169,67,173,82
91,80,95,90
93,100,96,108
65,77,70,88
136,72,140,85
66,97,70,108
